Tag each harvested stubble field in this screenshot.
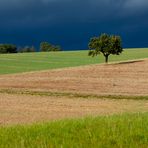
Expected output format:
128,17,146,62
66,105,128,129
0,58,148,125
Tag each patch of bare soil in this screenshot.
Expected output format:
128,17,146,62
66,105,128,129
0,59,148,96
0,93,147,125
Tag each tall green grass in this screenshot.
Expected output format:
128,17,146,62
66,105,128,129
0,113,148,148
0,48,147,74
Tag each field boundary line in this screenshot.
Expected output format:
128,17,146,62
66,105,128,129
0,89,148,100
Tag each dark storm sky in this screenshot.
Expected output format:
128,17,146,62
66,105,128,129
0,0,148,50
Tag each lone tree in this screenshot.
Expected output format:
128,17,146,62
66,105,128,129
88,33,123,63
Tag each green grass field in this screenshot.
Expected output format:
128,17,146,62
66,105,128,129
0,48,148,147
0,48,147,74
0,113,147,148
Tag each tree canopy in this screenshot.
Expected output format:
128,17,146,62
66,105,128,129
0,44,17,54
40,42,61,52
88,33,123,63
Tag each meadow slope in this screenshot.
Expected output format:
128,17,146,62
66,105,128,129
0,48,147,74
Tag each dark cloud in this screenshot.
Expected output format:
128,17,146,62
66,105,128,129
0,0,148,49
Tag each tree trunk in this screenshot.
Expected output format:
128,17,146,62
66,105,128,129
105,55,109,63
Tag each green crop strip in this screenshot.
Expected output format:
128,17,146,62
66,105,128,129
0,89,148,100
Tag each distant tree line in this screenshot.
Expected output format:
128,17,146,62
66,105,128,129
18,46,36,53
40,42,61,52
0,44,17,53
0,42,62,54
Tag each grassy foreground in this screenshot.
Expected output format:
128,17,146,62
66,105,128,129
0,113,148,148
0,48,147,74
